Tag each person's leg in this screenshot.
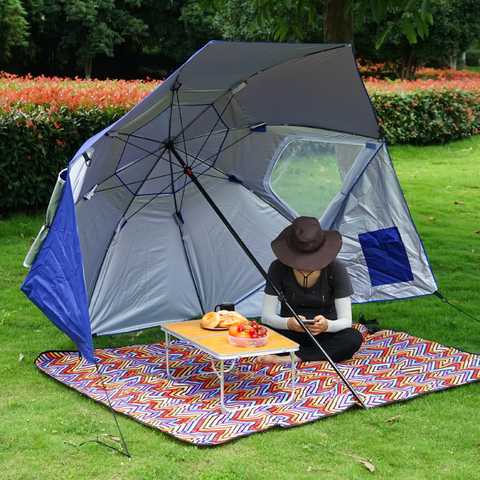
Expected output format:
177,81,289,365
254,353,302,365
298,328,363,362
255,327,363,364
254,328,307,365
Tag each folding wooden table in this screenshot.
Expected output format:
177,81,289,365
161,319,299,414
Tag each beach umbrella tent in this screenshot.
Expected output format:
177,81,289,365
22,41,437,364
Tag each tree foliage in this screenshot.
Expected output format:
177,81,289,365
0,0,30,61
139,0,219,64
351,0,433,47
355,0,480,78
3,0,478,80
211,0,321,43
416,0,480,69
49,0,149,79
203,0,433,45
0,0,219,79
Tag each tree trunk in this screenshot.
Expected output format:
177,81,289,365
84,57,93,80
323,0,354,45
443,50,459,70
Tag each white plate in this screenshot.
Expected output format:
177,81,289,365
200,324,229,331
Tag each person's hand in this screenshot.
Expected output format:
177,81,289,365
287,315,306,332
306,315,328,335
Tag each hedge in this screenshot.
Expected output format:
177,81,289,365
0,104,128,214
0,73,157,214
1,70,480,213
370,87,480,145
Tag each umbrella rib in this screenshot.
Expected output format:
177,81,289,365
177,126,255,173
108,127,249,193
180,94,236,169
164,84,207,316
95,118,256,200
113,137,183,173
177,161,189,212
171,88,189,214
123,170,186,222
101,135,182,178
173,85,189,168
168,87,236,145
115,124,247,146
168,148,181,215
96,170,184,193
169,85,234,209
119,89,185,223
93,137,181,194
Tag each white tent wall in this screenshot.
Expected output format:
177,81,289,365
88,208,199,335
331,144,437,302
180,181,290,317
76,180,135,300
88,177,290,335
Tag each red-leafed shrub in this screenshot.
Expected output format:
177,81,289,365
2,69,480,213
0,72,160,109
0,73,161,213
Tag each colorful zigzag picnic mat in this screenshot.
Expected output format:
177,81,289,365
35,327,480,446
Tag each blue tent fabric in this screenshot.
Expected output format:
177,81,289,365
359,227,414,287
21,172,94,363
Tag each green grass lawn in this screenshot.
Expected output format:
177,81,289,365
1,138,480,479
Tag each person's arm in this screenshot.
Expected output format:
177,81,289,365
261,294,290,330
262,293,309,331
325,296,352,332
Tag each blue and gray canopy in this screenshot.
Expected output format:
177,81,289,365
22,41,437,363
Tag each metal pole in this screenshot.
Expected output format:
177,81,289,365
167,144,368,410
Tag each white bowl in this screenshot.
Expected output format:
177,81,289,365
227,333,268,348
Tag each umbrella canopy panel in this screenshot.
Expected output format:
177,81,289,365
86,178,290,335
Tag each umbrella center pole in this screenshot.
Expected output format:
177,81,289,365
165,143,368,410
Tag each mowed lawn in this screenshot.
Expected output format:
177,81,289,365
0,138,479,479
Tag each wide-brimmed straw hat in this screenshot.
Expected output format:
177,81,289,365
271,216,342,271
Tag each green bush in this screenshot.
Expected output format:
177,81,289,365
369,88,480,146
2,82,480,214
0,104,127,215
465,49,480,67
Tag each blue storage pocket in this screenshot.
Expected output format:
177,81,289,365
359,227,414,286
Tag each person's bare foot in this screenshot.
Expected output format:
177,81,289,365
254,354,301,365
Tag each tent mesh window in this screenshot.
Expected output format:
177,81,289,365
269,138,362,218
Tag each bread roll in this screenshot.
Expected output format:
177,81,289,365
217,310,249,328
201,311,220,328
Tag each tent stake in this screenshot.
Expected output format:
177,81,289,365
168,144,368,410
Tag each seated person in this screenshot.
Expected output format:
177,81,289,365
255,216,363,365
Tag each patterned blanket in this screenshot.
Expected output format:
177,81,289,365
35,326,480,445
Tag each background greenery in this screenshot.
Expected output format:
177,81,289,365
0,103,127,213
1,137,479,479
1,0,479,80
2,69,480,214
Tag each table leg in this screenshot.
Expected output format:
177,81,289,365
220,359,228,414
165,332,174,381
286,351,296,405
218,352,297,414
210,357,237,378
